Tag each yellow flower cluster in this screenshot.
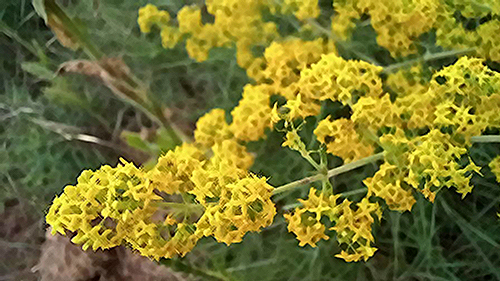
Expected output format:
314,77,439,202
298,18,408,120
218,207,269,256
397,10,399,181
193,108,232,148
298,53,384,108
281,0,320,21
330,0,500,60
137,4,171,33
47,1,500,266
258,38,331,92
364,163,416,212
148,143,205,194
193,172,276,244
379,129,481,202
332,0,438,57
351,94,402,132
47,133,276,260
138,2,277,67
435,2,500,61
137,4,181,49
285,189,381,262
46,159,189,255
314,117,374,163
350,57,499,141
230,84,273,142
385,65,428,97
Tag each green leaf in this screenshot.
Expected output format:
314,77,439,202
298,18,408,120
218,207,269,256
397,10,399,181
32,0,47,23
21,61,54,80
121,130,153,154
155,128,178,153
43,78,86,108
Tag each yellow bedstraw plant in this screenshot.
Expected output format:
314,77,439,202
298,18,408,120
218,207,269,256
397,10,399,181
47,1,500,263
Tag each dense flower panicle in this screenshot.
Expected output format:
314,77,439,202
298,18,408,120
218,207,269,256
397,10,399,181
395,91,436,129
351,94,402,132
230,84,272,141
429,57,500,106
332,0,437,57
285,188,381,262
332,198,381,262
363,163,416,212
128,221,200,260
284,188,340,247
148,143,206,194
368,0,438,57
137,4,171,33
194,108,232,148
385,66,428,97
406,130,481,201
260,38,330,92
331,0,500,59
194,173,276,244
46,160,159,251
434,2,500,61
210,139,255,171
281,0,320,21
314,117,374,163
138,2,277,67
429,57,500,131
298,53,383,108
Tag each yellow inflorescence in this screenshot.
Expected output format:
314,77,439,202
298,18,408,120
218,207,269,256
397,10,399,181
47,140,273,260
46,160,167,252
351,94,402,132
434,2,500,61
138,2,277,68
137,4,171,34
46,1,500,266
230,84,273,142
314,117,374,163
148,143,205,194
285,188,381,262
194,108,232,148
195,174,276,244
364,163,416,212
282,0,320,21
298,53,384,108
332,0,438,57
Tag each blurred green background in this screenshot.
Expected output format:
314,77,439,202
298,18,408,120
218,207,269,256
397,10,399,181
1,0,500,280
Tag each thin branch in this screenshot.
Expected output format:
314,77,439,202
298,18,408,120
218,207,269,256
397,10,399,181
382,48,476,74
470,135,500,143
272,152,384,195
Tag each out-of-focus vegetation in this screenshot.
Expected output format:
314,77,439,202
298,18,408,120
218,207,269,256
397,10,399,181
2,1,500,281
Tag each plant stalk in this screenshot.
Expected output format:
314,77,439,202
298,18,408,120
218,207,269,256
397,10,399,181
272,152,384,195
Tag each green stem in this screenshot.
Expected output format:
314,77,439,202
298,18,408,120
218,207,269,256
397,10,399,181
302,152,322,171
282,188,367,210
154,202,204,214
382,48,476,74
470,135,500,143
272,152,384,195
306,19,380,66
